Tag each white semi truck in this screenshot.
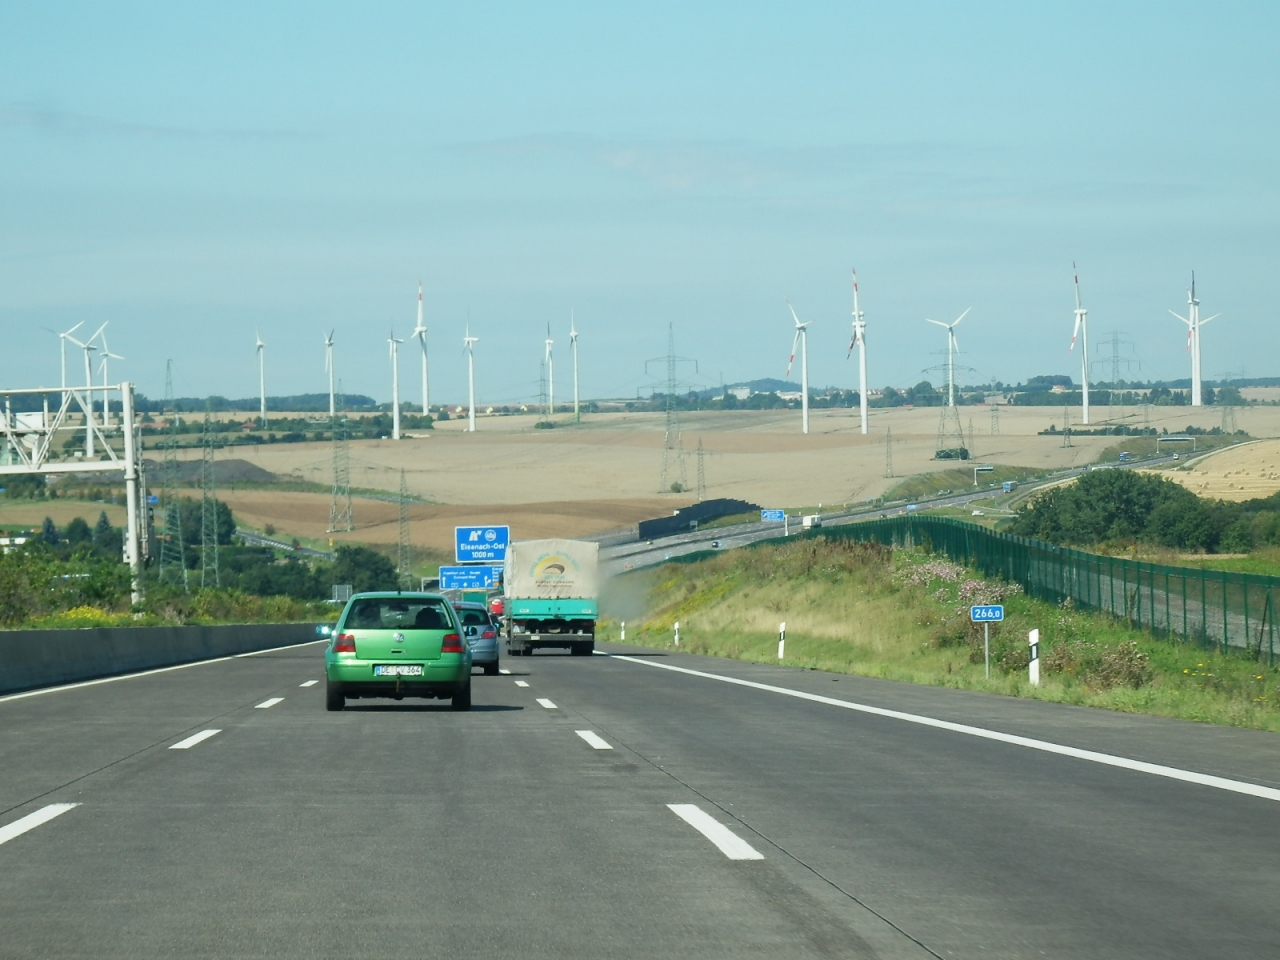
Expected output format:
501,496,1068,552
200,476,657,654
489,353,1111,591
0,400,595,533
502,539,599,656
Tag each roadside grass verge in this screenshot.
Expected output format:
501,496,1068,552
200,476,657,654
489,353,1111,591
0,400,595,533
883,465,1042,503
600,537,1280,732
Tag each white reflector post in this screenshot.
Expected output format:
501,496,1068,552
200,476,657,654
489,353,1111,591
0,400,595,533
1029,628,1040,687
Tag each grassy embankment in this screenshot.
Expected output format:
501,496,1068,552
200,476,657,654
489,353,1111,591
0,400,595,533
601,537,1280,732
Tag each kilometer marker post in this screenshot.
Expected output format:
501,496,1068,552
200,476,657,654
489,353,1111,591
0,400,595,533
970,604,1004,680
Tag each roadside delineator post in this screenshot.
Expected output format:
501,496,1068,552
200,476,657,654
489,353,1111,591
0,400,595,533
621,621,626,642
1029,628,1040,686
778,622,786,660
674,621,680,646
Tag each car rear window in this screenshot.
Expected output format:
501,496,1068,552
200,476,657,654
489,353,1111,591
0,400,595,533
458,609,489,626
344,599,455,631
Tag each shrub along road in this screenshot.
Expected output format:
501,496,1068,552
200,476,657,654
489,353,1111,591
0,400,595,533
2,640,1278,958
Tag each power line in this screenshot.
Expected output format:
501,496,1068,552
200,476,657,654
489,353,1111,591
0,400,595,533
158,360,188,591
199,406,219,589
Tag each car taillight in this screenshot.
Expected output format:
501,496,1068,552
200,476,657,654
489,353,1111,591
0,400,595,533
482,629,496,640
332,633,357,653
441,633,465,653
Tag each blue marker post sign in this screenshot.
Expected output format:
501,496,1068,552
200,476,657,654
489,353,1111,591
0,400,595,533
454,525,510,564
439,565,502,591
970,604,1004,679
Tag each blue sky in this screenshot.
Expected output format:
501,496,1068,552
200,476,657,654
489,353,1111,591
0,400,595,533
2,1,1277,406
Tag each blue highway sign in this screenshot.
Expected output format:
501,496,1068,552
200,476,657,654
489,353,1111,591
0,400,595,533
439,565,502,590
454,525,510,563
970,604,1005,622
761,509,786,523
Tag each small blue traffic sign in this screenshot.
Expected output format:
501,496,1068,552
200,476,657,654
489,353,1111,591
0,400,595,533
761,509,786,523
439,565,502,590
147,495,159,504
970,604,1004,622
454,525,510,563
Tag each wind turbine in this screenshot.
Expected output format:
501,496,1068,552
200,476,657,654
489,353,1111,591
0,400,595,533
785,300,812,435
464,322,479,433
255,332,268,429
926,308,970,407
388,329,404,440
569,312,580,423
95,327,124,427
412,281,429,414
1170,272,1220,406
846,269,868,435
324,330,336,418
54,321,84,402
544,323,555,416
65,322,103,456
1069,265,1091,424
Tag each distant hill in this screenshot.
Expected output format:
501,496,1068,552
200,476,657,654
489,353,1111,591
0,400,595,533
135,393,379,413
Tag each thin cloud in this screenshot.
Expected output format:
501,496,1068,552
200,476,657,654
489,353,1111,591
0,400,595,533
0,101,315,143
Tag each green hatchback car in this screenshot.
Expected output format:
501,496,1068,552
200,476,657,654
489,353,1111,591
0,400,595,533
324,593,472,711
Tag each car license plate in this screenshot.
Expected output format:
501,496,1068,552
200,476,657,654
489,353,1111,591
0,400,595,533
374,664,424,676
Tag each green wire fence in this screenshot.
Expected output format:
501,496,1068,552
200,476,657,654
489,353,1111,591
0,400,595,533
822,515,1277,666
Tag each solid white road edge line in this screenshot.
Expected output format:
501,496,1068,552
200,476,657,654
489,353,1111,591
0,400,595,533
667,803,764,860
0,640,329,704
169,729,222,750
605,653,1280,805
514,680,529,688
576,730,613,750
536,698,558,709
255,698,284,709
300,680,319,687
0,804,80,847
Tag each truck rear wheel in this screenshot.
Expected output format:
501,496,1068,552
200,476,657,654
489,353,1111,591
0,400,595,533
571,642,594,656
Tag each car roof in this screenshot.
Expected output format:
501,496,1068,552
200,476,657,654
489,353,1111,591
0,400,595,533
452,601,490,611
349,591,449,601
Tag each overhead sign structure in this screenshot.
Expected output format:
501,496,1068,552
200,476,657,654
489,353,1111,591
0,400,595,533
760,509,786,523
439,565,503,590
454,525,511,563
970,605,1004,622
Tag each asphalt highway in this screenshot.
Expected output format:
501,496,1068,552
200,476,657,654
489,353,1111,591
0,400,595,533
3,640,1280,959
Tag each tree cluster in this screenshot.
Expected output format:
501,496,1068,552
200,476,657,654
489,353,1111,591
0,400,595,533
1008,470,1280,553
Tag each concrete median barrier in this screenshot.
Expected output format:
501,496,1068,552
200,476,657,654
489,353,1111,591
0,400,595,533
0,623,320,696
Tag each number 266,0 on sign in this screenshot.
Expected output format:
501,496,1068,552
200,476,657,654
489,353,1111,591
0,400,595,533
970,605,1004,622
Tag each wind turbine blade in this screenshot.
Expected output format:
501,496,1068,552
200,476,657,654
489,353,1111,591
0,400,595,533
787,300,802,328
64,321,84,337
88,321,108,343
786,330,800,378
953,307,971,326
1200,312,1221,326
926,318,947,329
1170,310,1191,325
1070,315,1081,352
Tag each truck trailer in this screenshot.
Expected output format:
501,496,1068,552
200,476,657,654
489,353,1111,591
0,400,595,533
502,539,599,656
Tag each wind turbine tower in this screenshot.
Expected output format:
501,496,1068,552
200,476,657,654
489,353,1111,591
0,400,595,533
255,332,267,429
66,323,102,457
1070,264,1090,424
464,323,479,432
544,324,555,416
56,321,84,407
1170,273,1220,406
926,308,970,407
324,330,336,418
848,269,868,435
413,281,429,414
786,300,812,435
570,313,580,423
388,329,404,440
96,326,123,427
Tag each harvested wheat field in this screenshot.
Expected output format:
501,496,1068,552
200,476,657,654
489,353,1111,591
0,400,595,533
1159,439,1280,501
0,500,127,532
168,403,1280,547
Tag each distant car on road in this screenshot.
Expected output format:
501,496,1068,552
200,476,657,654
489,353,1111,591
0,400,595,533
454,601,501,675
711,539,722,548
323,592,472,711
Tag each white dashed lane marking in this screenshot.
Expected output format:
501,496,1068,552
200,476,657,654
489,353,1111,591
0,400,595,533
169,729,221,750
576,730,612,750
299,680,318,688
667,804,764,860
498,668,511,675
514,681,529,688
0,804,80,847
255,698,284,709
536,698,558,710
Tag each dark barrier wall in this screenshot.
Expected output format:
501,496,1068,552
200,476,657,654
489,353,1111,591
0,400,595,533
0,622,320,696
638,498,761,540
